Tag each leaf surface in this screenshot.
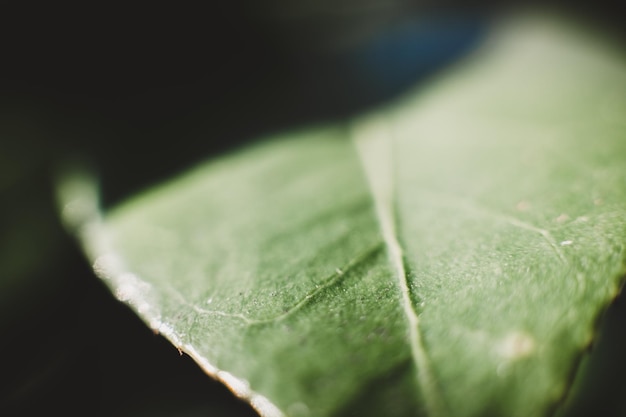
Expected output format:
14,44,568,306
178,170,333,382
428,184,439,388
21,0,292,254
58,12,626,417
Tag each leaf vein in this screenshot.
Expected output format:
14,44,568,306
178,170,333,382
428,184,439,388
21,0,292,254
353,115,446,417
187,243,383,326
419,190,569,264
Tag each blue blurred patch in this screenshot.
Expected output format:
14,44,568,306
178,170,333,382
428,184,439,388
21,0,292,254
347,15,489,101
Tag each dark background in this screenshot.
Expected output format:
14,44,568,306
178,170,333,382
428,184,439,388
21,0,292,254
1,1,625,416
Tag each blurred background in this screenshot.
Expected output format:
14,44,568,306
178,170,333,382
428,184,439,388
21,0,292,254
0,1,624,416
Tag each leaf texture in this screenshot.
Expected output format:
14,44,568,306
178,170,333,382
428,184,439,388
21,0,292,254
58,12,626,417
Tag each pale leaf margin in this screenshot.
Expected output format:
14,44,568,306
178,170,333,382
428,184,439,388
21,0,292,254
56,170,286,417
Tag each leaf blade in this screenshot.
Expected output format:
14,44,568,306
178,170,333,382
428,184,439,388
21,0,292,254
383,12,626,416
59,11,626,417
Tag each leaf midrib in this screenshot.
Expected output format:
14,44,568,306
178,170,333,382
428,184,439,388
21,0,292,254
353,114,445,417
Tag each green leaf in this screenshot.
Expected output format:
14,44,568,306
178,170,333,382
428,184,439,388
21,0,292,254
58,11,626,417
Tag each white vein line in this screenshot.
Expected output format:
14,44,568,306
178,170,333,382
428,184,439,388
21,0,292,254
352,115,445,417
186,243,383,326
500,215,567,264
418,189,568,264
